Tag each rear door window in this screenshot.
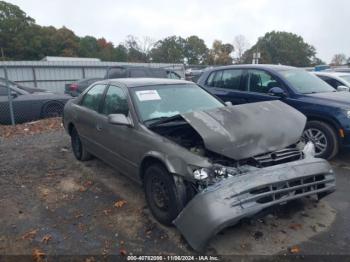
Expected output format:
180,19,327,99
206,69,243,90
221,69,243,90
81,84,106,112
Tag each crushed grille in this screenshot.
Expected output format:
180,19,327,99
253,148,303,167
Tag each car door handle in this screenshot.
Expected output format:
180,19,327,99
96,125,102,131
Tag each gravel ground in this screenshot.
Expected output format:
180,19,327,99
0,126,349,259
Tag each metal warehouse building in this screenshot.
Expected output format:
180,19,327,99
0,58,185,93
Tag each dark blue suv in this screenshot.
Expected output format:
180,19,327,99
198,64,350,159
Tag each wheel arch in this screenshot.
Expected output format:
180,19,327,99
40,100,64,118
139,154,174,183
306,114,341,137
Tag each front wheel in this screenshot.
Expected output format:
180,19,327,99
70,127,92,161
144,164,186,226
302,121,339,159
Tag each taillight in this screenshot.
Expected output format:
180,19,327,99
70,84,78,91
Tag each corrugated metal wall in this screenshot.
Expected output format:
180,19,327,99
0,61,185,93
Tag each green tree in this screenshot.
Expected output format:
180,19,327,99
205,40,234,65
184,35,208,65
0,1,35,59
79,36,99,58
243,31,317,66
150,36,186,63
13,25,59,59
114,44,128,62
53,27,80,57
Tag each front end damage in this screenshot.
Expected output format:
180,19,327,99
147,101,336,251
173,157,335,251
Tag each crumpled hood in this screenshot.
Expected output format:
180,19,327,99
181,101,306,160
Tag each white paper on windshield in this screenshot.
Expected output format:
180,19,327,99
136,90,161,101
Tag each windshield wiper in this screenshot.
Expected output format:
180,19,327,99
145,115,183,127
144,116,172,126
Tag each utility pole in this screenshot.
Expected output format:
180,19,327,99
1,48,15,125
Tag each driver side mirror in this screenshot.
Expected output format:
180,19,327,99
225,101,233,106
268,87,286,98
337,85,349,92
108,114,133,127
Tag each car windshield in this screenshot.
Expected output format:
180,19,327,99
279,69,335,94
131,84,224,123
340,75,350,83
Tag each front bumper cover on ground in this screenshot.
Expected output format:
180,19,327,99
173,157,336,251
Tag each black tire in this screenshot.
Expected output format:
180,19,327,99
144,164,186,226
70,127,92,161
303,121,339,160
42,102,64,118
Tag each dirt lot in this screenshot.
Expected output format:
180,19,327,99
0,120,349,258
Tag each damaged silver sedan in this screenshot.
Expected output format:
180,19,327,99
63,78,336,251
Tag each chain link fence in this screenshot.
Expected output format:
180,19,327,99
0,66,15,125
0,61,185,126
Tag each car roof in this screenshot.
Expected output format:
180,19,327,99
100,78,192,88
313,71,350,77
204,64,296,71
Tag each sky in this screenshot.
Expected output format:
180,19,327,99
7,0,350,63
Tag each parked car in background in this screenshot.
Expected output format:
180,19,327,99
65,67,182,98
166,70,182,79
0,78,71,125
65,77,103,97
105,66,168,79
63,78,335,251
313,71,350,90
185,68,206,82
198,65,350,159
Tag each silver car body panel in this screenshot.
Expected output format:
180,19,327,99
181,100,306,160
173,157,336,251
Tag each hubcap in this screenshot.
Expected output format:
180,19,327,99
303,128,328,156
150,177,169,211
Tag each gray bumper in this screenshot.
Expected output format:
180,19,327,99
173,158,336,251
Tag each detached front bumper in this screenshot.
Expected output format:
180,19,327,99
173,157,336,251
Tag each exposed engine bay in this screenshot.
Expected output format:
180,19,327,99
149,115,309,191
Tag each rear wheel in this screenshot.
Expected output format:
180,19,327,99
42,102,64,118
302,121,338,159
70,127,92,161
144,164,186,226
